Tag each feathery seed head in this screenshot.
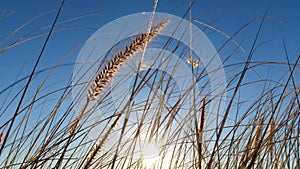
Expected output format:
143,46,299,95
87,19,169,100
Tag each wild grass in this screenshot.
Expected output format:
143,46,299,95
0,1,299,169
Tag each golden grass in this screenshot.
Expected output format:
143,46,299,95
0,1,299,169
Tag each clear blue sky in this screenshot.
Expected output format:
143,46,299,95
0,0,299,120
1,0,299,75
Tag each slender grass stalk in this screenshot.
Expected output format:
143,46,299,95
82,114,121,169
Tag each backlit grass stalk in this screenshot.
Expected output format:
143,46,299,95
87,19,169,101
82,114,121,169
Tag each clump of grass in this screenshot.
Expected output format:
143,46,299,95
0,1,299,169
56,18,169,169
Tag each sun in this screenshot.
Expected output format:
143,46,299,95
137,141,173,169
